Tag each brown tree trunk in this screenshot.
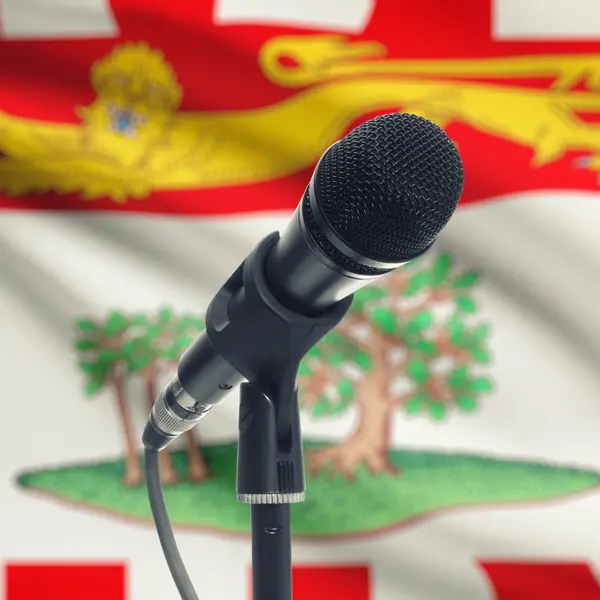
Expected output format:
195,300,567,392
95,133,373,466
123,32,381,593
185,430,211,482
112,372,144,487
145,369,179,486
308,336,398,479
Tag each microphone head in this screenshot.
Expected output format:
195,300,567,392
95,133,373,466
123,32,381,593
302,113,464,275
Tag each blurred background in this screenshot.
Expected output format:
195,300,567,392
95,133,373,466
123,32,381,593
1,1,600,599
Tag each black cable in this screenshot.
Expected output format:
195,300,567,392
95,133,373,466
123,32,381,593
145,448,199,600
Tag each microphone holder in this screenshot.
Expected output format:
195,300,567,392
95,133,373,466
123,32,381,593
202,233,352,600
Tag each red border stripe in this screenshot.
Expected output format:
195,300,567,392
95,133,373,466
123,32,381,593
248,565,371,599
5,563,126,600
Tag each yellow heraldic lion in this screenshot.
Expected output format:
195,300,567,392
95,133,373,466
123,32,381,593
261,34,600,91
2,38,600,203
261,35,600,173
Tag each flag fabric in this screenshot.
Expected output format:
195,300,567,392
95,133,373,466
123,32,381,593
1,1,600,599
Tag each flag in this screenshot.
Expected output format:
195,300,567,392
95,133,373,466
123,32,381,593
1,1,600,599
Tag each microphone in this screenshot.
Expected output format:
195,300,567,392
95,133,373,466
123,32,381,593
142,113,464,452
266,112,463,315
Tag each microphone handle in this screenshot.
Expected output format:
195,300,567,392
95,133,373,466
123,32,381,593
265,197,371,317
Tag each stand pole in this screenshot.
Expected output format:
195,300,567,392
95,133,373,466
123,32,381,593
251,504,292,600
237,382,303,600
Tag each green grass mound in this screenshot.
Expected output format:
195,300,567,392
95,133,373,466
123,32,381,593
16,441,600,537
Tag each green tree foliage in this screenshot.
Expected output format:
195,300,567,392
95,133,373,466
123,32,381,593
75,306,205,402
75,311,131,395
298,252,494,422
122,307,205,375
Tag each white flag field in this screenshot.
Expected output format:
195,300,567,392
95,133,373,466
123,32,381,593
1,1,600,599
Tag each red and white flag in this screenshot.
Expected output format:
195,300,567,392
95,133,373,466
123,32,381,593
1,1,600,599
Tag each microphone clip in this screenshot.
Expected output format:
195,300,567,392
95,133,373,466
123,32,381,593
203,232,352,503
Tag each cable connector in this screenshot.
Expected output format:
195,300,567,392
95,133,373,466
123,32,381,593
142,376,212,451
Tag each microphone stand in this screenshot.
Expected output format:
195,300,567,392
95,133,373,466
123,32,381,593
202,233,352,600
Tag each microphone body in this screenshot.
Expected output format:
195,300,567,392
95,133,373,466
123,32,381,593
142,113,464,450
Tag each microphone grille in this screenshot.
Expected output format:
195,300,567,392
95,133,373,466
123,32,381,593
314,113,464,263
